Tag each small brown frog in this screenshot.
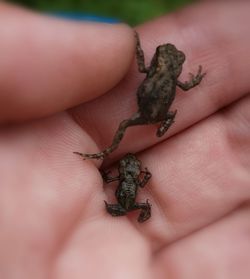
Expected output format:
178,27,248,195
74,32,206,160
102,153,152,223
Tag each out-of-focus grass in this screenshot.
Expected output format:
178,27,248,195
9,0,194,25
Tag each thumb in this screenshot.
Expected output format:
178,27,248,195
0,3,134,123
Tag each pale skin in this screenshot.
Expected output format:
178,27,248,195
0,2,250,279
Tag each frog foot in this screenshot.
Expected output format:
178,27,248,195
137,200,151,223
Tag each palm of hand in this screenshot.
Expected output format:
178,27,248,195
1,2,250,279
2,68,250,279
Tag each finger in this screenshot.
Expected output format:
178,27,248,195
154,205,250,278
0,3,134,123
133,94,250,248
71,1,250,162
0,114,104,276
53,219,151,278
0,112,151,277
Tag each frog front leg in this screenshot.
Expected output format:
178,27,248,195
156,110,177,137
139,168,152,187
104,201,127,217
133,200,151,223
101,170,119,183
177,65,206,91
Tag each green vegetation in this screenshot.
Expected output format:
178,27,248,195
9,0,194,25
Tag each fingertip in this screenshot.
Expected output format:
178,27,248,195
0,3,135,123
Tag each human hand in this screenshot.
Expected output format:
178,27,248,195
1,1,250,279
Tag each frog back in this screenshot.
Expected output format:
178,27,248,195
136,75,176,121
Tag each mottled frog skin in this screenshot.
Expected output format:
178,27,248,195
75,32,205,160
102,153,152,223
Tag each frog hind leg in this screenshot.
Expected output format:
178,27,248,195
156,110,177,137
133,199,151,223
104,201,127,217
77,112,145,160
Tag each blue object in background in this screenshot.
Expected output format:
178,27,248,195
51,12,120,23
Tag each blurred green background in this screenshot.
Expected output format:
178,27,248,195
8,0,195,25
